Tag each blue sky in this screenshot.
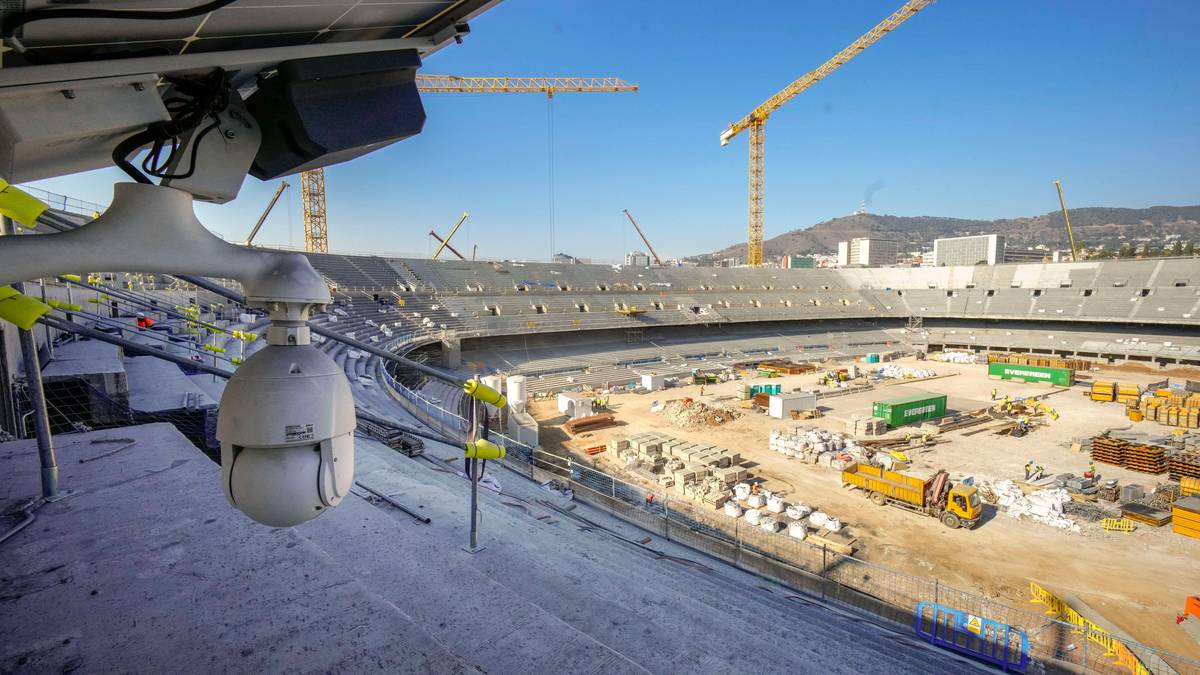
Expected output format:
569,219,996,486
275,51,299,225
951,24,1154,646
30,0,1200,262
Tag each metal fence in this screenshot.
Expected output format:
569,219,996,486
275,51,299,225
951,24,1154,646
376,358,536,475
567,460,1200,675
16,184,108,217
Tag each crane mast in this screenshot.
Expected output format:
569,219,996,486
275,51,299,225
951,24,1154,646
719,0,934,266
1054,180,1080,261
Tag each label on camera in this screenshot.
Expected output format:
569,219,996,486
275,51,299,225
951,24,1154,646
285,423,315,442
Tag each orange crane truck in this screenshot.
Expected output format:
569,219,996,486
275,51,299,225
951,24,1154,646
841,463,981,529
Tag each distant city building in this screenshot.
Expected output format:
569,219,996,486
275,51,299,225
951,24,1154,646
932,234,1005,266
1003,248,1052,264
552,252,578,264
717,257,741,268
624,251,651,267
782,255,816,269
836,238,899,267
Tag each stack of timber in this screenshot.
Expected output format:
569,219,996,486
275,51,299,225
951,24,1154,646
1120,503,1173,528
756,360,815,375
564,413,616,435
1169,453,1200,482
1090,434,1169,475
987,353,1092,371
1172,497,1200,540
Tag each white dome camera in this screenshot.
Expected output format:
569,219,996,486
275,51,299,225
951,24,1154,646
216,338,355,527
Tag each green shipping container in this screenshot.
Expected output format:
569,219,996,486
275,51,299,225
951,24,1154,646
872,391,948,427
987,362,1074,386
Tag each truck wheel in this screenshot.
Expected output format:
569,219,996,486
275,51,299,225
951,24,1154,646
869,491,887,506
941,513,961,529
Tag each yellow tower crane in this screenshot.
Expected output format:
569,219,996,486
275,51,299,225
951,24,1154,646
719,0,934,267
300,75,639,254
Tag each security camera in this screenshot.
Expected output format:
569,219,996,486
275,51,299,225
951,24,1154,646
216,333,355,527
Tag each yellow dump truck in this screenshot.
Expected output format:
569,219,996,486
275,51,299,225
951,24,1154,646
841,463,981,529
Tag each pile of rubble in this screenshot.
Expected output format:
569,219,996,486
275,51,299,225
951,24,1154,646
871,364,937,381
988,479,1081,532
931,351,978,364
769,426,868,468
657,399,740,429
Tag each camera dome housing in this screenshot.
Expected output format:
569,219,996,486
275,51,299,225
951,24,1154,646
217,342,355,527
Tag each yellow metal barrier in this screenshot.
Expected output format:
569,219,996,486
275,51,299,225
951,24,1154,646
1029,581,1148,673
1102,517,1135,533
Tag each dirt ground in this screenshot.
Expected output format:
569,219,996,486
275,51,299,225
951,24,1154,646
530,356,1200,660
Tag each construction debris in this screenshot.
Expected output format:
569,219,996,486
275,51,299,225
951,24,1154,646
987,479,1080,532
657,399,740,429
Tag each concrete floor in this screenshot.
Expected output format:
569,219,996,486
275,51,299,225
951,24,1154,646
0,423,987,674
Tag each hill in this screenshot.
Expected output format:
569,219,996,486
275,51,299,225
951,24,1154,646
690,206,1200,262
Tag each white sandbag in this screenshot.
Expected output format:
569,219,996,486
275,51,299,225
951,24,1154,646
786,503,812,520
759,516,782,532
809,511,830,528
766,495,786,513
788,522,807,540
734,483,751,501
744,508,762,525
747,494,765,508
723,501,743,518
823,518,842,533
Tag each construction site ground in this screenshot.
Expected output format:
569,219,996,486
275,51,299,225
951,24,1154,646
529,355,1200,660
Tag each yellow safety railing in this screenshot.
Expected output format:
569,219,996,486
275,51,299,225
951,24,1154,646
1101,517,1135,533
1029,581,1150,674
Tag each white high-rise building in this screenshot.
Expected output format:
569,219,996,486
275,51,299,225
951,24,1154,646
932,234,1005,266
624,251,650,267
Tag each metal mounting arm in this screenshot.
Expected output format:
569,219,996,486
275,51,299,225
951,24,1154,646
0,182,330,310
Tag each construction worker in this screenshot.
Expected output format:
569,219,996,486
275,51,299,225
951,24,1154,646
645,493,655,509
1025,460,1035,480
991,388,998,401
699,385,705,397
750,482,761,495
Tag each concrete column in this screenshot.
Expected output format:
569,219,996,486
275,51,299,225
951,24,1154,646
441,338,462,369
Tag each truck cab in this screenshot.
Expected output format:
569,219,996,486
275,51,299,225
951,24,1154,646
947,485,982,528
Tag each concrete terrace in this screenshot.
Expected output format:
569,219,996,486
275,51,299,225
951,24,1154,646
0,424,983,674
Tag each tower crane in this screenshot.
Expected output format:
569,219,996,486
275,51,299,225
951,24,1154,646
719,0,934,267
300,76,639,254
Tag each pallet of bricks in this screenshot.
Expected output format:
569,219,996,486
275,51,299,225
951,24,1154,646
986,353,1092,371
1138,389,1200,429
1090,434,1168,475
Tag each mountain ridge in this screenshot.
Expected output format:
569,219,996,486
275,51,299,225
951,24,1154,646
689,205,1200,262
